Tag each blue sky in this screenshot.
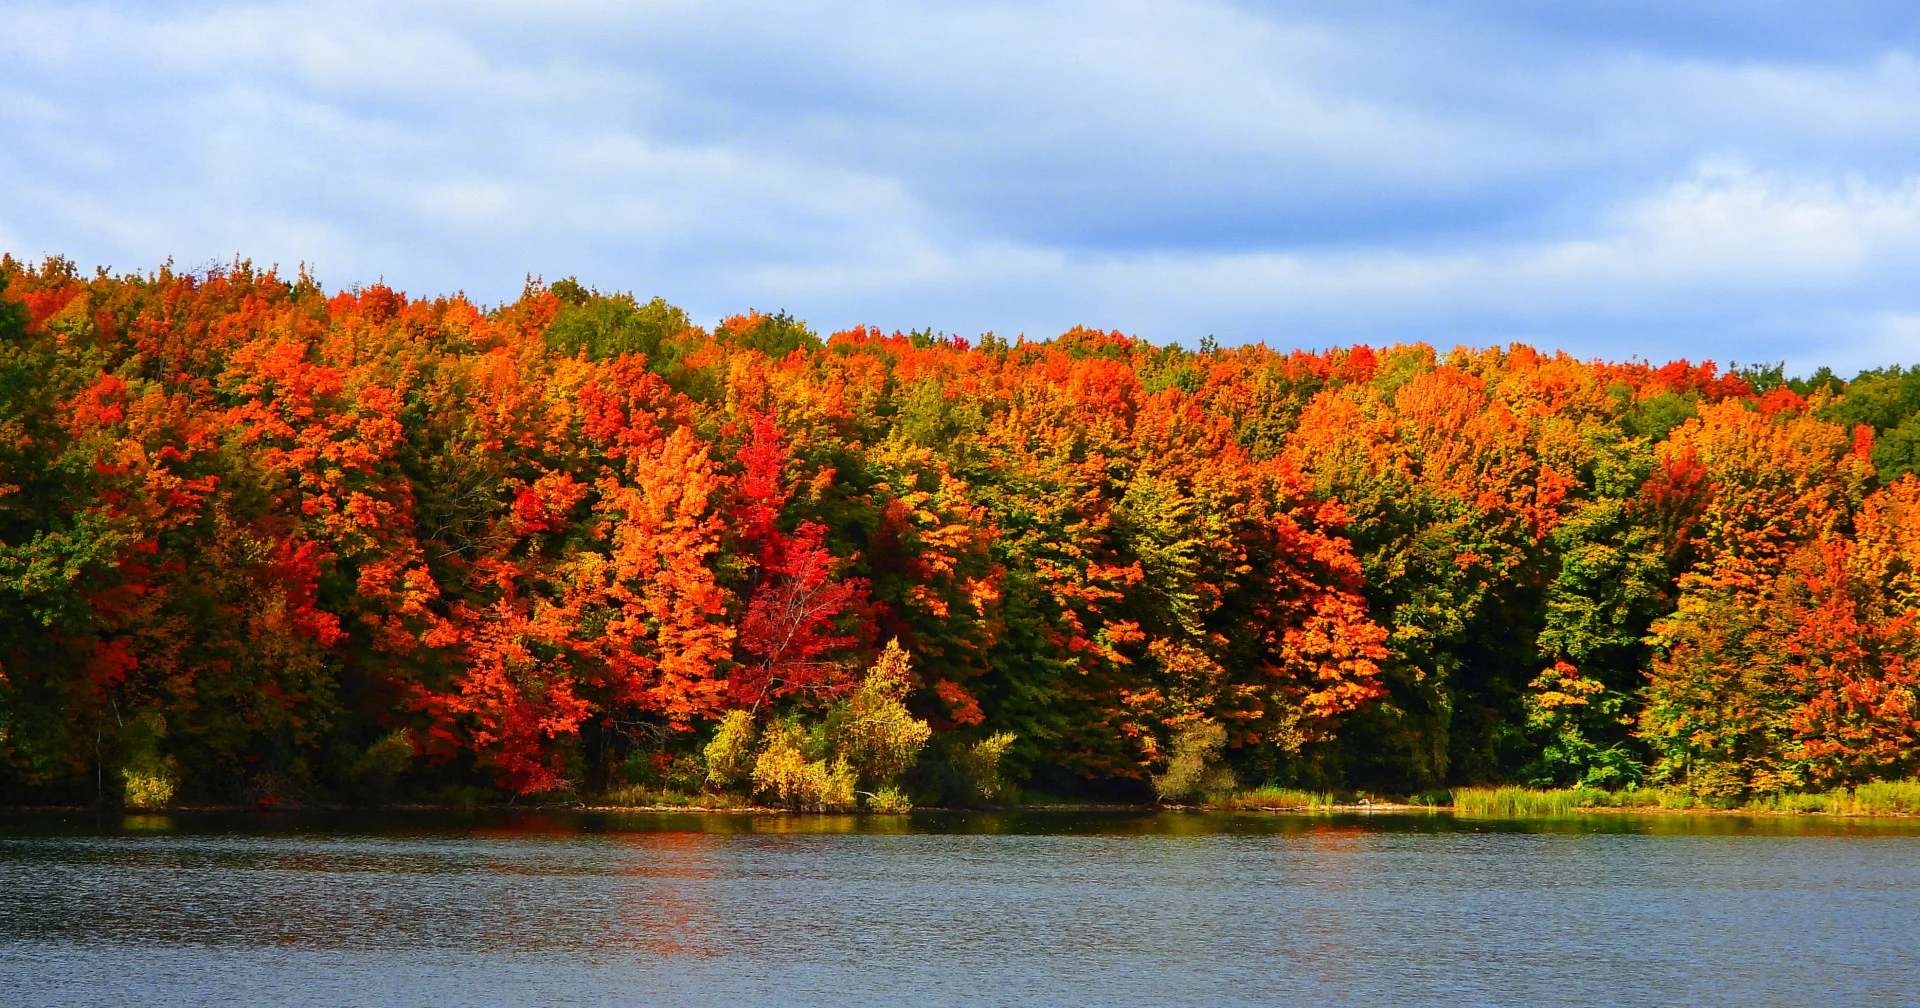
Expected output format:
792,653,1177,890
4,1,1920,373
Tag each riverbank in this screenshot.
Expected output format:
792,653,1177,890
12,776,1920,818
1443,782,1920,817
10,792,1920,818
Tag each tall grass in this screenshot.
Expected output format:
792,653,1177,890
1578,787,1732,810
595,785,745,809
1846,780,1920,813
1451,780,1920,816
1740,780,1920,815
1220,786,1337,810
1452,786,1584,816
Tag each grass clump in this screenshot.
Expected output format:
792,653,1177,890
1220,786,1335,810
1447,780,1920,816
1739,780,1920,815
597,785,742,809
1453,786,1583,816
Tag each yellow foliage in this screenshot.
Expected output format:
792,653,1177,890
837,639,932,785
122,769,177,809
750,724,856,810
1151,721,1234,801
867,785,913,814
957,731,1018,801
704,709,758,788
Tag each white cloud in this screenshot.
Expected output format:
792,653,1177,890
2,0,1920,373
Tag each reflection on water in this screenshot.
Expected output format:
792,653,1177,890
1,811,1915,1006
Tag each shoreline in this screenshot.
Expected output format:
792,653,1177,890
3,801,1916,818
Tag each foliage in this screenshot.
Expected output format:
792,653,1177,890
952,731,1018,803
2,254,1920,807
867,785,913,814
704,710,759,790
829,639,932,785
348,729,415,802
1521,662,1644,788
1152,720,1236,801
749,721,857,810
117,711,178,809
714,644,934,808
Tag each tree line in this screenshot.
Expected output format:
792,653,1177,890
2,255,1917,808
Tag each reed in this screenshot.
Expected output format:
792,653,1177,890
596,785,745,809
1221,786,1336,810
1449,780,1920,816
1741,780,1920,814
1741,791,1833,813
1452,786,1582,816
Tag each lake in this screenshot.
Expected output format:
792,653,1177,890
0,810,1915,1006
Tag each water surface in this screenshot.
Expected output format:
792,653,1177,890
2,810,1915,1005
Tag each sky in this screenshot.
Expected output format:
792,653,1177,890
4,1,1920,373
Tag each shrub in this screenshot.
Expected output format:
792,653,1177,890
954,731,1018,802
122,768,177,809
867,785,912,814
117,712,178,809
833,640,932,785
348,728,415,802
750,724,856,811
1152,721,1235,802
704,710,759,789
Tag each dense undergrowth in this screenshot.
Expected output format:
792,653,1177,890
4,255,1920,812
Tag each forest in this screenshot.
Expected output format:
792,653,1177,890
2,254,1919,810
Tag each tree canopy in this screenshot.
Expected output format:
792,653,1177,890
3,254,1917,805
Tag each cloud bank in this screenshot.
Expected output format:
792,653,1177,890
3,0,1920,372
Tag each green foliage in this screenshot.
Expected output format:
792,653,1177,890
545,283,692,367
1617,390,1698,440
1520,663,1645,788
348,729,415,803
717,310,820,356
1817,364,1920,481
0,511,137,629
1869,414,1920,482
1734,361,1785,395
953,732,1018,803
